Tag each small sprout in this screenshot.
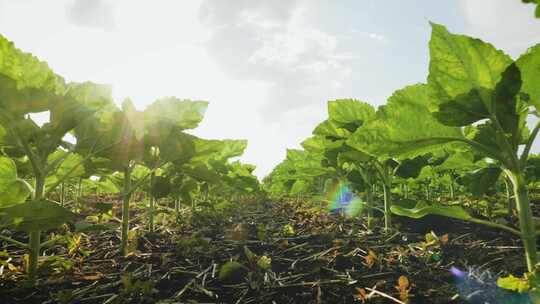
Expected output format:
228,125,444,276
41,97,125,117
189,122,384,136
257,223,267,241
282,224,295,236
397,275,412,303
497,274,530,293
257,255,272,270
219,261,248,284
365,250,378,269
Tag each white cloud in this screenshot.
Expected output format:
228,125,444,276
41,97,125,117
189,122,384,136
200,1,354,120
460,0,540,57
66,0,115,30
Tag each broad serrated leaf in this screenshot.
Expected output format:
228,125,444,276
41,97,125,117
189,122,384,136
0,156,30,207
428,22,512,118
0,200,75,232
391,200,472,220
347,84,463,159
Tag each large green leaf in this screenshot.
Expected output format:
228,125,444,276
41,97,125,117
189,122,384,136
0,156,30,207
0,35,65,116
184,164,220,183
460,167,502,197
0,200,75,232
428,22,512,122
437,151,477,172
151,175,171,199
144,98,208,131
47,151,85,179
49,82,114,140
74,102,143,170
313,120,351,139
395,155,431,179
516,44,540,111
189,138,247,164
347,84,463,159
158,131,196,164
327,99,375,128
391,200,472,221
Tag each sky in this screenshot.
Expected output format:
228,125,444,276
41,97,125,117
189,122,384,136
0,0,539,179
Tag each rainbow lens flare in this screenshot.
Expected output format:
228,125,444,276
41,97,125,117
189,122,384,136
327,181,365,217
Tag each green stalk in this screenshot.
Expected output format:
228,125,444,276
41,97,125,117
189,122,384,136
174,198,180,219
76,177,82,211
404,184,408,199
468,217,520,236
508,171,538,272
60,182,65,207
504,178,513,217
0,235,29,248
365,172,374,229
28,173,45,279
449,174,455,200
382,183,391,231
148,172,155,233
120,166,133,256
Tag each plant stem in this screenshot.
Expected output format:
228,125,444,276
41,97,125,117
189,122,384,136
120,165,132,256
504,178,514,217
0,235,29,248
365,172,373,229
148,172,155,233
174,198,180,219
449,174,455,199
76,177,82,211
383,183,391,231
28,173,45,279
508,171,538,272
60,182,65,207
404,184,408,199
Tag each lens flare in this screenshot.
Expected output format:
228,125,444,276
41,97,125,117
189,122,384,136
327,181,365,217
449,266,533,303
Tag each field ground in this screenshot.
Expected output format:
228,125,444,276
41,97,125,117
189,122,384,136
0,198,529,304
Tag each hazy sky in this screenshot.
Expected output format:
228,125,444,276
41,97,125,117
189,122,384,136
0,1,539,178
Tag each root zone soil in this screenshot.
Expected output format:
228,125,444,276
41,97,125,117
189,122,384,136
0,199,528,304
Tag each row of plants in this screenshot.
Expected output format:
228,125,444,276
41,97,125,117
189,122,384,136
264,22,540,293
0,34,260,280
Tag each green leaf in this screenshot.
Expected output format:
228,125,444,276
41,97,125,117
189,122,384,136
74,221,117,233
0,200,75,232
75,104,143,170
190,138,247,164
390,200,472,221
516,44,540,111
151,176,171,199
0,156,31,207
347,84,464,159
0,35,65,116
47,151,85,179
428,22,512,119
144,98,208,131
219,261,248,284
184,165,220,183
437,151,477,172
328,99,375,127
313,120,351,139
460,167,502,197
395,155,431,179
497,274,530,293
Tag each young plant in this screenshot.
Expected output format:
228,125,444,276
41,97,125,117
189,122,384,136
351,23,540,273
75,97,208,255
0,35,114,278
